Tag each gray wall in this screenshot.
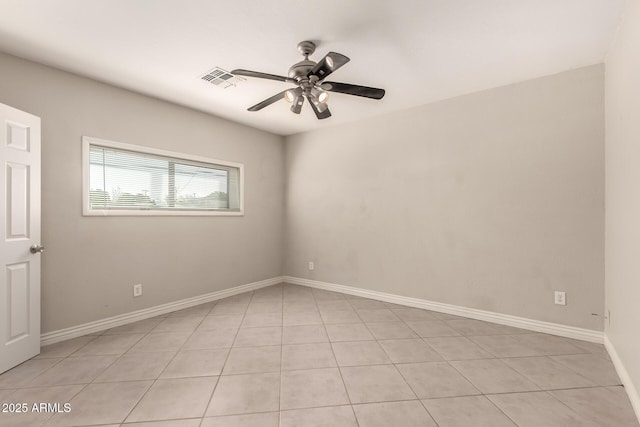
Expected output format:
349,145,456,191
605,0,640,409
285,65,604,331
0,52,285,333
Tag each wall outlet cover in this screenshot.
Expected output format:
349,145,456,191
554,291,566,306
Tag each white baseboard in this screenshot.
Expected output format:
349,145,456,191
42,275,604,346
40,276,284,346
283,276,603,344
604,335,640,422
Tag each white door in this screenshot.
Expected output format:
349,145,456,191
0,103,41,374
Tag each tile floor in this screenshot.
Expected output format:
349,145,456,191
0,283,638,427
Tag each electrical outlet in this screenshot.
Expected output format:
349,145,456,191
308,261,314,271
554,291,566,306
133,284,143,297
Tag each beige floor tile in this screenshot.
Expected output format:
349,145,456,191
205,372,280,416
469,335,544,357
182,328,237,350
281,406,358,427
365,322,418,339
347,299,386,309
28,356,118,387
254,287,284,297
74,424,121,427
3,385,82,427
512,333,587,355
71,333,145,356
222,346,281,374
445,319,526,336
487,391,599,427
320,310,362,324
201,412,279,427
550,386,640,427
283,298,315,307
45,381,152,426
283,311,323,326
127,332,191,353
37,336,97,358
282,325,329,344
450,359,539,394
312,290,346,301
502,356,594,389
405,321,461,338
423,336,494,360
391,308,439,321
325,323,373,342
0,358,63,389
241,313,282,328
332,341,392,366
356,309,400,322
126,377,218,422
218,294,252,304
95,352,175,382
209,302,249,315
104,317,164,335
429,312,469,321
280,368,350,410
316,300,353,311
567,339,610,359
422,395,516,427
550,354,622,385
233,326,282,347
253,292,283,301
282,343,337,370
378,339,443,363
198,315,243,330
122,419,202,427
245,301,283,314
283,285,312,296
353,400,437,427
160,348,229,378
397,361,480,399
167,304,215,318
152,315,205,333
384,302,410,309
340,365,415,403
283,300,318,313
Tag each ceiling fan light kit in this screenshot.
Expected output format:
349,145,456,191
232,41,385,120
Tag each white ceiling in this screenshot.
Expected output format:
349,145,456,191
0,0,625,136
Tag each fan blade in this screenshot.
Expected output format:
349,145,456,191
307,96,332,120
247,90,290,111
231,69,294,83
307,52,350,80
322,82,385,99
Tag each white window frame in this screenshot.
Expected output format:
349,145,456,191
82,136,244,216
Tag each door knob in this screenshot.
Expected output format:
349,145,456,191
29,244,44,254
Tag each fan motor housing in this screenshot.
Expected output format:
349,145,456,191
288,59,316,80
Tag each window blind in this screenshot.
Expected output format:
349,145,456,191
88,144,240,211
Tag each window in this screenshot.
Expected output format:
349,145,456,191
82,136,243,216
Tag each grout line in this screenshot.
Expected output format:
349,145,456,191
118,304,214,424
311,288,361,427
202,289,255,418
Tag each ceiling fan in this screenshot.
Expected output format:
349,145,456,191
231,41,385,120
